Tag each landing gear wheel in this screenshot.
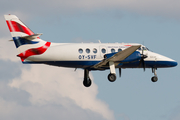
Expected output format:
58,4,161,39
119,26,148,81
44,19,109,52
83,79,92,87
83,69,92,87
108,73,116,82
151,76,158,82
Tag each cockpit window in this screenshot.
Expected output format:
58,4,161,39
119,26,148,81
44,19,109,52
142,47,149,51
142,47,146,50
146,47,149,51
138,46,150,51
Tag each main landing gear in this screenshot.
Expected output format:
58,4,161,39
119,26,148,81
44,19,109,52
83,69,92,87
107,61,117,82
83,61,118,87
151,68,158,82
108,73,116,82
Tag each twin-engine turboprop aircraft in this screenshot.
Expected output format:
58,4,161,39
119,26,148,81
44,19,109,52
4,14,178,87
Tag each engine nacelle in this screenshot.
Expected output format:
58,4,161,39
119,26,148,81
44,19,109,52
121,51,141,63
104,51,141,63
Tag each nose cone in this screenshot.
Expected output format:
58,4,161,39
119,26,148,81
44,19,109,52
148,51,178,67
157,55,178,67
166,60,178,67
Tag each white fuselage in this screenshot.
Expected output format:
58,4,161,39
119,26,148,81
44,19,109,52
24,42,176,69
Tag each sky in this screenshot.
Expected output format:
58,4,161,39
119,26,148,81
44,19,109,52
0,0,180,120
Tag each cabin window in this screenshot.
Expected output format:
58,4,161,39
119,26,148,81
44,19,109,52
101,48,106,53
78,48,83,54
93,48,97,53
86,48,90,53
142,47,146,50
111,48,115,53
118,48,122,52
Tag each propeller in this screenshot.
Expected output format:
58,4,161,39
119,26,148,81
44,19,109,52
139,47,147,71
119,68,121,77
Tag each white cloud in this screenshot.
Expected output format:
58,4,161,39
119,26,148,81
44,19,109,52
39,0,180,19
0,34,114,120
168,107,180,120
0,97,106,120
0,23,114,119
9,65,115,120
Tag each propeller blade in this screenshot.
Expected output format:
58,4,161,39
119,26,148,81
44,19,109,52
142,59,146,71
119,68,121,77
138,58,143,67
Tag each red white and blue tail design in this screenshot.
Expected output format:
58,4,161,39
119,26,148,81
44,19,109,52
4,15,51,62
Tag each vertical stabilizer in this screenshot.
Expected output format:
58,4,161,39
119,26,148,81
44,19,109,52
4,15,51,62
4,15,34,37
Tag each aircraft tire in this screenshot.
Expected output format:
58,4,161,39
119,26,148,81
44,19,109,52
108,73,116,82
151,76,158,82
83,79,92,87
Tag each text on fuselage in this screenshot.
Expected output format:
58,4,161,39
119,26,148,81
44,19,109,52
79,55,96,59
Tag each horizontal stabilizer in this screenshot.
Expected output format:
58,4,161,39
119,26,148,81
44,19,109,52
21,33,43,40
9,33,43,41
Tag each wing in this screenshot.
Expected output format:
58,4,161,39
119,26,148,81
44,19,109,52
93,45,141,69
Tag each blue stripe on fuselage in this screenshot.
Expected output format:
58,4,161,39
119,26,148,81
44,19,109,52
13,37,39,48
22,60,177,69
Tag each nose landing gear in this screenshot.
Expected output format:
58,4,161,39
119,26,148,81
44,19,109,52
151,68,158,82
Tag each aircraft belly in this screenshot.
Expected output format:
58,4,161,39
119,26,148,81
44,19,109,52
120,60,177,68
44,60,101,68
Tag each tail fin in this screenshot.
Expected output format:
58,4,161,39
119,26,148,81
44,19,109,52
4,15,34,37
4,15,51,62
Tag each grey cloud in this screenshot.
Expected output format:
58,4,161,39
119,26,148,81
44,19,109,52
168,106,180,120
1,0,180,19
0,98,106,120
0,59,31,106
0,82,31,106
0,60,23,80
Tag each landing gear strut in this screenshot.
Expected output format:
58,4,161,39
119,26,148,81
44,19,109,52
107,61,117,82
83,69,92,87
151,68,158,82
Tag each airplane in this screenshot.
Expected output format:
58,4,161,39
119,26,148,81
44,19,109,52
4,14,178,87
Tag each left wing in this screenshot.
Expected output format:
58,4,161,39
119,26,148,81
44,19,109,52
93,45,141,69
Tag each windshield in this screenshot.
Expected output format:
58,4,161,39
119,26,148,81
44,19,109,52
138,46,150,51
